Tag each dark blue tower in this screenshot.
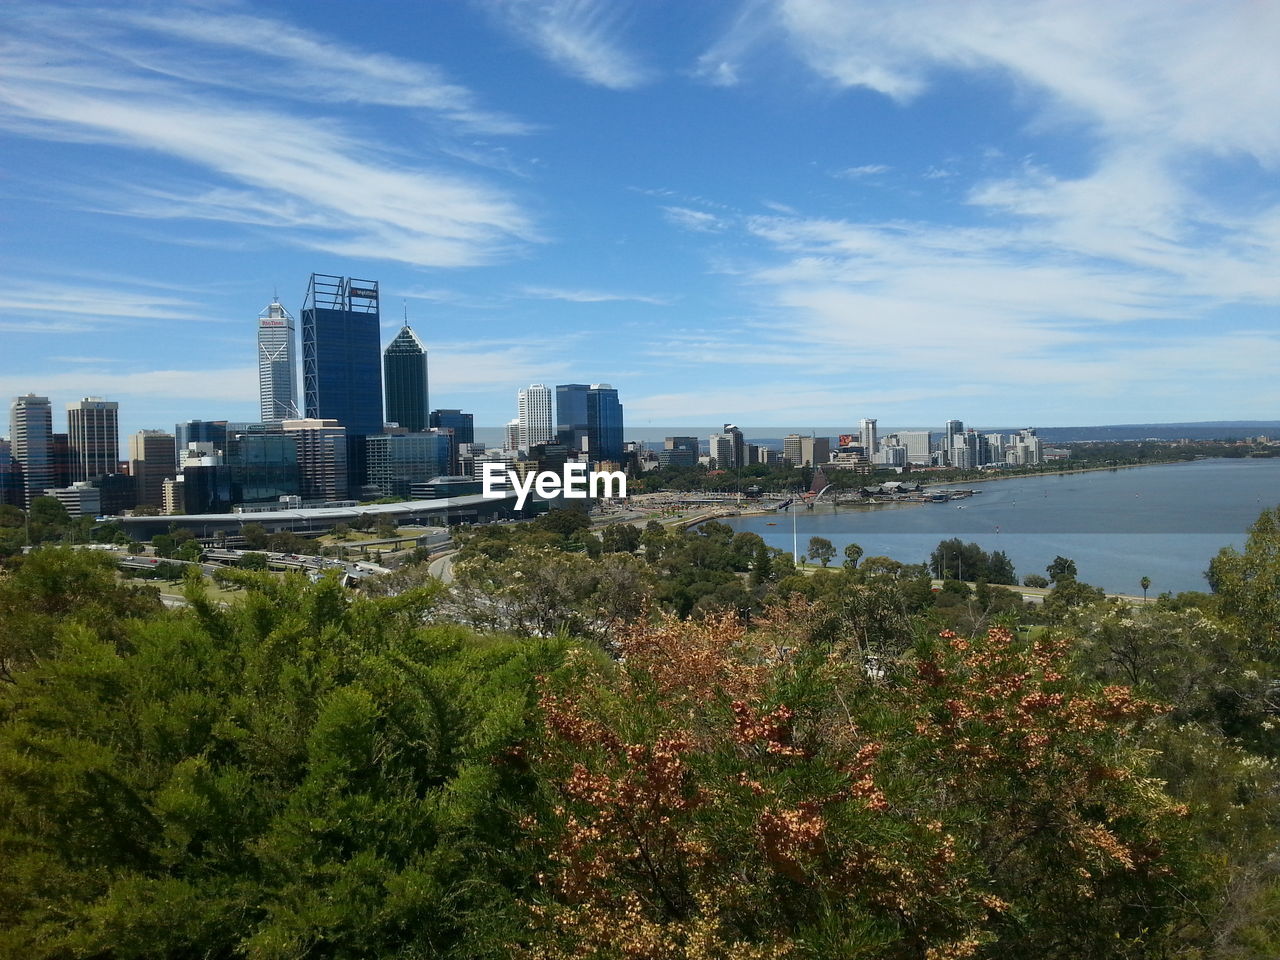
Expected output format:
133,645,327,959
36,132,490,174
301,274,382,436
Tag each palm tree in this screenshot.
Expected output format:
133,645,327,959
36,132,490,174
1140,576,1151,602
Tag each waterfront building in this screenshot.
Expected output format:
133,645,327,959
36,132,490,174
517,384,553,452
783,434,830,467
129,430,176,509
301,274,382,435
859,418,878,457
383,324,429,431
282,418,348,502
66,397,119,483
366,431,451,498
586,383,623,463
257,298,298,423
555,384,590,449
944,419,964,463
10,394,53,508
897,431,932,464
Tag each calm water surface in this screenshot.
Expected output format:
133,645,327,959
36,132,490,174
718,458,1280,595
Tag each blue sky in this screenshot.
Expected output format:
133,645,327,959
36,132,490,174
3,0,1279,440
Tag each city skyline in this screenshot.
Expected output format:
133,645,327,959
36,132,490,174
2,2,1279,439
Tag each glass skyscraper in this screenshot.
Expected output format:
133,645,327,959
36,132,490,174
301,274,383,436
257,298,297,423
586,384,624,463
383,325,429,431
555,383,589,448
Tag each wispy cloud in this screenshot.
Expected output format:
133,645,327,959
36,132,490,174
0,5,539,268
663,206,728,232
521,286,672,305
836,164,890,179
483,0,652,89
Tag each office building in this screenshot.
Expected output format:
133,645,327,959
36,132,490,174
943,419,964,463
383,324,429,431
10,394,53,508
586,383,623,463
93,473,137,515
429,409,474,444
257,298,298,423
504,419,521,453
709,424,745,470
366,432,451,498
226,432,299,510
129,430,176,509
0,439,20,508
302,274,382,435
659,436,698,469
282,418,348,502
66,397,118,483
556,383,590,449
859,418,878,457
517,384,553,452
783,434,830,467
898,431,933,465
175,421,229,468
45,481,101,518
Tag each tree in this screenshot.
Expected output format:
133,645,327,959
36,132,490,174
1140,575,1151,602
806,536,836,567
601,522,641,554
1023,574,1050,589
28,496,69,528
1207,506,1280,650
842,541,864,570
240,522,269,550
988,550,1017,585
1046,555,1078,584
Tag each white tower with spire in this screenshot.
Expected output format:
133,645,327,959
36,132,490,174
257,297,298,423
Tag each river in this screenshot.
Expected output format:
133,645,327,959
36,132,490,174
717,458,1280,595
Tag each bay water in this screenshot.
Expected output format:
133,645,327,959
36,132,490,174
718,458,1280,595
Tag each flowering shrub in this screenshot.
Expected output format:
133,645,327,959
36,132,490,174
519,614,1201,959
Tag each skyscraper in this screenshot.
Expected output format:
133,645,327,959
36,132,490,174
555,383,590,448
517,384,553,452
383,325,429,431
66,397,119,482
282,418,348,502
586,383,623,463
129,429,176,509
257,298,297,423
301,274,382,436
859,418,878,457
9,394,52,508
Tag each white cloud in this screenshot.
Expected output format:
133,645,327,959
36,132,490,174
836,164,890,179
0,7,539,268
483,0,652,90
521,286,671,305
663,206,728,232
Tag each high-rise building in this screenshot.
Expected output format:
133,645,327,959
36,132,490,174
709,424,745,470
175,420,229,469
129,430,176,509
783,434,829,467
301,273,382,436
555,383,590,449
898,431,933,464
586,383,623,463
0,439,21,508
283,419,348,502
66,397,119,482
383,325,429,431
429,409,474,444
659,436,698,469
859,418,878,457
257,298,298,423
944,419,964,463
10,394,53,508
504,419,521,453
366,432,451,499
517,384,553,452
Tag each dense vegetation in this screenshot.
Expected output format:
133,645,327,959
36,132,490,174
1,507,1280,957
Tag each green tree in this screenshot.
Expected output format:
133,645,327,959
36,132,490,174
1023,574,1050,589
28,495,69,528
806,535,836,567
1207,506,1280,650
1140,575,1151,602
1046,555,1078,584
842,541,864,570
600,522,641,554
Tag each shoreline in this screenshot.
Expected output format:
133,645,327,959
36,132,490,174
922,458,1190,489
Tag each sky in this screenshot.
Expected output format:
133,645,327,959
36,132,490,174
2,0,1280,441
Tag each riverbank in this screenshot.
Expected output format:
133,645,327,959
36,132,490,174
921,458,1189,489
